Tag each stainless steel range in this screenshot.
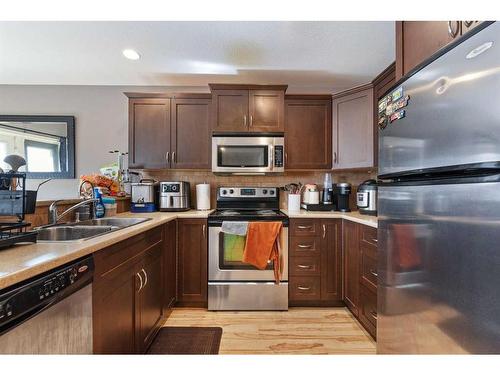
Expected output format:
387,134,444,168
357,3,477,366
208,187,288,311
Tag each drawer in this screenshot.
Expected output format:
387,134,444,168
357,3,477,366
359,285,377,338
290,256,321,276
360,244,377,292
360,225,378,248
290,236,321,257
290,219,321,237
94,226,163,277
289,276,321,300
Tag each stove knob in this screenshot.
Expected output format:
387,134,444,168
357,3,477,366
229,189,234,194
221,189,227,196
262,189,268,195
269,190,275,195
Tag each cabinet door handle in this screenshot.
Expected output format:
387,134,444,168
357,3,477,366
297,285,311,291
243,115,247,127
370,311,378,320
136,272,144,292
447,21,460,38
172,151,176,163
202,224,206,238
297,244,312,249
297,264,312,269
297,225,312,230
250,115,253,127
285,152,288,164
322,224,326,239
165,152,170,163
372,238,378,243
333,151,338,164
141,268,148,288
370,270,378,278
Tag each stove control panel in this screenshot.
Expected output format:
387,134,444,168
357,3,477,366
218,187,277,198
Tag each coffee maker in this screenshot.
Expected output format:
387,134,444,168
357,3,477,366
334,182,351,212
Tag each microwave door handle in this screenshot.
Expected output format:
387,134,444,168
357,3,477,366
269,145,274,170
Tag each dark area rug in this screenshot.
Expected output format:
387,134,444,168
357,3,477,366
147,327,223,355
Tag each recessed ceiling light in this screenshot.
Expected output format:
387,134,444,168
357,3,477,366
122,49,140,60
466,42,493,59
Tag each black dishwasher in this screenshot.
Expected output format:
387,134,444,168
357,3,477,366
0,255,94,354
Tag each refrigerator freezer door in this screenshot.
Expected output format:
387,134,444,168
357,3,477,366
378,180,500,354
378,22,500,177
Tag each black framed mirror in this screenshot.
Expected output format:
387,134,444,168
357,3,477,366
0,115,75,179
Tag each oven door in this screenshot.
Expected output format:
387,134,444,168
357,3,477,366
208,224,288,281
212,136,275,174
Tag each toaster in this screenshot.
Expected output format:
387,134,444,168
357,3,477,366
131,180,158,213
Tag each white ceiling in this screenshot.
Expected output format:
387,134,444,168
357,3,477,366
0,21,395,92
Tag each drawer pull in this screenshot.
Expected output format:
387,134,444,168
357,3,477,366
370,270,378,278
297,264,312,269
297,244,312,249
297,285,311,291
297,225,313,230
322,224,326,238
370,310,378,320
136,272,144,292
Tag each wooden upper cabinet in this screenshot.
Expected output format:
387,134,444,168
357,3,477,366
171,97,211,169
395,21,484,80
210,84,287,133
128,98,170,169
372,63,396,167
211,89,249,132
332,85,374,170
285,95,332,170
248,90,284,132
126,93,212,170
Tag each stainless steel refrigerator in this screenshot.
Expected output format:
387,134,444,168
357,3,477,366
377,21,500,354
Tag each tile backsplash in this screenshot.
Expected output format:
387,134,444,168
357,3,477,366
142,169,377,210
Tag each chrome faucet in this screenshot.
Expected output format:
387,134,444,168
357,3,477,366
48,198,99,225
47,180,98,225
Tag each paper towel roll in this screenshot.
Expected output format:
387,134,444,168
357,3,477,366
196,183,211,210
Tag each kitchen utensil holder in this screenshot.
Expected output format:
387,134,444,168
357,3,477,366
288,193,301,212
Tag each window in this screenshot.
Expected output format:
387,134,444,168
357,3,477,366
0,141,8,171
24,140,60,172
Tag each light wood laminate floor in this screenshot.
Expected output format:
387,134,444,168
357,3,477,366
163,307,376,354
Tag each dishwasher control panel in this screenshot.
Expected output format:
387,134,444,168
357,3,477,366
0,256,94,335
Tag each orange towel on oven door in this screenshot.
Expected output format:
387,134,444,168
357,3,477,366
243,222,283,284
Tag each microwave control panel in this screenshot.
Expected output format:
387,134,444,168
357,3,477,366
274,146,284,167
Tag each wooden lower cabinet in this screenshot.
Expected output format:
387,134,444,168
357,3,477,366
342,221,378,339
177,218,208,307
343,220,360,316
289,218,342,306
163,220,177,312
92,225,171,354
135,243,164,353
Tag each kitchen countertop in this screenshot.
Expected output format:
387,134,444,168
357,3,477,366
0,209,213,291
281,209,378,228
0,208,376,291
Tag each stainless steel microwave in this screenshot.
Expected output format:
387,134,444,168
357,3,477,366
211,135,285,174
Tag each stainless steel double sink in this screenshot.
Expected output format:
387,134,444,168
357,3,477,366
36,217,152,242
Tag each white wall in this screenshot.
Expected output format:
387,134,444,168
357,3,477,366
0,84,336,200
0,85,207,200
